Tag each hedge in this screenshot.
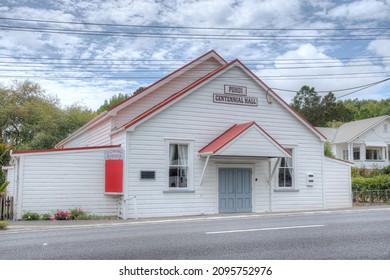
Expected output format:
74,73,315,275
352,175,390,191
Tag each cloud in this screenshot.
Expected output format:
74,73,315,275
327,0,390,21
255,43,388,102
1,0,389,110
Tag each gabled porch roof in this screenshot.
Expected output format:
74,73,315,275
199,121,291,158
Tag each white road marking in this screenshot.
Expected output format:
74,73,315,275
206,224,325,235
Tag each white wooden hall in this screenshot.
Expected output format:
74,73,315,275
9,50,352,219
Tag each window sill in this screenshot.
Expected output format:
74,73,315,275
163,189,195,193
274,189,300,192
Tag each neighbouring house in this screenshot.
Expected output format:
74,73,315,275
317,115,390,168
6,50,353,220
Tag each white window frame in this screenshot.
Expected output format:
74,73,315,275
276,147,296,190
164,139,194,192
366,147,383,161
342,150,349,161
353,147,360,160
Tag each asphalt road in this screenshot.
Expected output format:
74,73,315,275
1,207,390,260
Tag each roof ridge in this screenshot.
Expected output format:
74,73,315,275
107,50,227,113
122,59,237,130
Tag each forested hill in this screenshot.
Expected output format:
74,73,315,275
290,85,390,127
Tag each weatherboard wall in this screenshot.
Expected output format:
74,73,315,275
16,149,120,219
63,119,112,148
324,158,352,208
125,65,326,218
113,57,223,129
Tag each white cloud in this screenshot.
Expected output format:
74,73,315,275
1,0,389,110
368,39,390,58
256,43,388,102
327,0,390,21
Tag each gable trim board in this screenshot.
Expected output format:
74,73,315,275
8,51,352,219
114,59,327,143
199,122,291,158
55,51,226,148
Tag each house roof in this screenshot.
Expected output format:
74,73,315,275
55,50,226,148
57,50,327,148
199,121,291,158
317,115,390,143
116,58,326,142
12,145,121,155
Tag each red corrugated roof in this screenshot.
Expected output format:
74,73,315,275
119,58,327,142
199,122,254,154
12,144,121,155
123,60,237,130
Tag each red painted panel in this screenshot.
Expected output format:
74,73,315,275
105,160,123,193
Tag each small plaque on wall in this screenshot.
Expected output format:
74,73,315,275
140,171,156,179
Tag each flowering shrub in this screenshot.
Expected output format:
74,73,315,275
54,210,71,220
69,207,88,220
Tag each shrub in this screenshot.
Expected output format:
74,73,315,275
22,211,41,220
69,208,88,220
352,175,390,191
40,213,52,220
0,220,8,230
54,210,71,220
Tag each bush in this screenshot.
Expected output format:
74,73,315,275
40,213,52,220
0,220,8,230
22,211,41,220
69,208,88,220
352,175,390,191
53,210,71,220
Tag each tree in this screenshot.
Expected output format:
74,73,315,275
0,81,94,151
0,142,12,186
95,87,145,114
291,86,324,126
291,86,353,126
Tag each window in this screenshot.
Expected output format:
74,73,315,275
366,148,382,161
278,149,293,188
384,124,388,133
169,144,188,188
342,150,349,161
353,147,360,160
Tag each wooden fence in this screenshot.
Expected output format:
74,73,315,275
0,193,13,220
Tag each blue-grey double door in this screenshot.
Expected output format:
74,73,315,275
218,168,252,213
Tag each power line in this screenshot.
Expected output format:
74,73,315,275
273,77,390,94
1,17,389,32
1,54,390,62
335,78,390,99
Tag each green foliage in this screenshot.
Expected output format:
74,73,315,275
0,181,9,193
96,87,145,114
0,81,95,151
69,207,89,220
352,176,390,191
22,211,41,220
0,220,8,230
291,86,353,126
291,85,390,127
96,92,130,114
0,142,12,186
324,141,335,158
40,213,52,220
352,166,390,191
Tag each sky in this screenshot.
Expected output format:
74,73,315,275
0,0,389,110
